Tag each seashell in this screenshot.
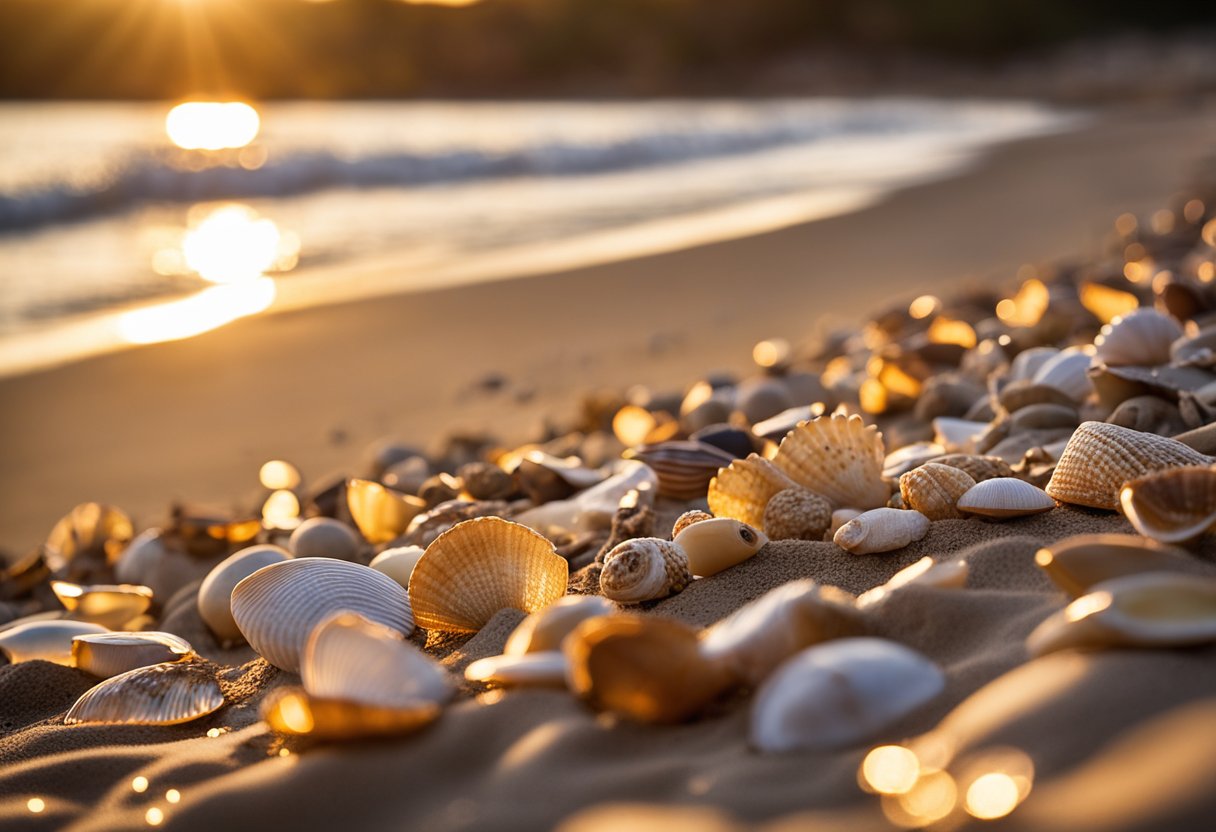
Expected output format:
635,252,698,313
855,556,968,608
898,463,976,521
0,620,109,665
997,381,1077,415
403,498,509,548
882,442,947,480
925,453,1015,482
1034,534,1202,597
418,474,462,508
64,660,223,725
112,529,212,607
288,518,362,561
625,441,736,501
50,581,152,629
834,508,930,555
231,557,413,672
1107,395,1187,436
263,687,440,742
512,451,604,505
464,651,568,688
674,517,767,577
1008,347,1061,382
1094,307,1183,367
456,461,515,501
346,478,427,544
762,488,831,541
1026,572,1216,656
956,477,1056,519
1174,422,1216,455
599,538,691,603
772,414,890,510
1045,421,1213,509
1032,346,1095,402
1090,363,1216,412
1008,402,1078,432
44,503,134,579
513,460,658,538
197,545,292,645
1120,466,1216,543
303,612,453,706
749,638,945,752
706,454,799,528
504,595,615,655
751,405,823,442
409,517,568,632
381,454,431,495
699,579,866,686
932,417,990,454
914,375,987,422
71,632,193,678
1170,326,1216,368
671,509,713,538
829,508,862,537
564,615,733,724
365,438,424,480
368,545,426,589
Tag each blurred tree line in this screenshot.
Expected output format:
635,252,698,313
0,0,1210,99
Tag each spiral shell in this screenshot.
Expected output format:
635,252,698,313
956,478,1056,519
198,545,292,644
1119,466,1216,543
898,463,976,521
833,508,930,555
626,441,737,501
1034,534,1202,597
599,538,691,603
707,454,799,528
1093,307,1183,367
65,660,223,725
925,454,1015,482
0,620,108,665
71,632,194,679
674,517,767,578
772,414,890,510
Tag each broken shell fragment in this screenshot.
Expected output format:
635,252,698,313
0,620,109,665
671,509,713,538
465,652,568,688
1034,534,1203,598
898,463,976,521
71,632,194,678
504,595,615,655
263,687,440,742
288,517,362,561
707,454,800,528
65,660,223,725
833,508,930,555
855,556,969,609
1119,466,1216,543
772,414,890,510
675,517,768,578
956,478,1056,519
346,478,427,544
625,441,737,501
51,581,153,629
762,488,831,541
599,538,691,603
197,545,292,645
368,545,426,589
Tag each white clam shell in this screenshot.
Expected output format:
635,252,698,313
750,637,945,752
288,517,362,561
71,631,194,678
198,545,292,645
1032,346,1095,402
855,556,968,608
0,620,109,665
369,545,426,589
1094,308,1184,367
514,460,658,537
674,517,767,578
231,557,413,672
833,508,930,554
956,478,1056,519
464,651,568,688
1009,346,1061,382
65,660,223,725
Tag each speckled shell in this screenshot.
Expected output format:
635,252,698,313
626,441,737,501
71,632,193,678
1094,308,1183,367
0,620,108,665
198,545,292,644
833,508,930,555
772,414,890,510
855,556,969,608
51,582,153,629
288,517,362,561
231,557,413,672
1034,534,1201,597
749,638,945,752
898,463,976,521
345,478,427,544
762,488,831,541
504,595,615,656
956,478,1056,519
64,660,223,725
599,538,691,603
926,454,1016,482
1119,466,1216,543
1045,422,1213,509
368,545,426,589
464,651,568,688
408,517,568,632
671,510,713,538
707,454,799,528
1032,346,1095,402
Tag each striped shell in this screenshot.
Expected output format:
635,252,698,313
926,454,1016,482
231,557,413,672
408,517,568,632
772,414,890,510
626,441,736,501
956,478,1056,519
674,517,766,578
1093,307,1183,367
1034,534,1202,597
263,688,440,742
198,545,292,644
762,488,831,541
64,660,223,725
707,454,799,528
504,595,615,655
0,620,108,665
1119,466,1216,543
345,478,427,544
599,538,691,603
898,463,976,521
71,632,193,678
833,508,930,555
1046,422,1213,509
51,582,152,629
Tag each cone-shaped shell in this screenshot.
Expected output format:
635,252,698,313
1119,466,1216,543
956,478,1056,519
1045,422,1213,509
64,660,223,725
898,463,976,521
772,414,890,510
750,638,945,752
925,454,1016,483
0,620,108,665
673,517,767,578
465,652,568,688
671,510,713,538
599,538,691,603
1093,307,1183,367
71,632,193,678
346,478,427,544
263,687,440,743
51,581,153,629
368,545,426,589
762,488,831,541
408,517,568,632
504,595,615,656
302,612,452,707
231,557,413,672
1026,572,1216,656
707,455,799,528
833,508,930,555
625,441,737,501
198,545,292,644
1034,534,1202,597
855,556,968,608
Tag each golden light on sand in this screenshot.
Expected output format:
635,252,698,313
882,769,958,828
1079,282,1139,325
166,102,260,151
145,807,164,826
118,278,277,345
165,790,181,805
260,460,302,491
860,745,921,795
27,797,46,814
183,205,285,285
908,295,940,320
132,776,149,793
964,772,1021,819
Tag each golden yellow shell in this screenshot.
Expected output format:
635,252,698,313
772,414,890,510
707,454,799,528
1034,533,1200,598
1119,466,1216,543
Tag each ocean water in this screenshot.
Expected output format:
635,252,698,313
0,99,1077,375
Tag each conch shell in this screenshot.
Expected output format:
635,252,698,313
599,538,691,603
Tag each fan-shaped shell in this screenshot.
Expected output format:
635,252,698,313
408,517,568,632
925,454,1016,482
707,454,799,528
368,545,426,589
346,478,427,544
599,538,690,603
674,518,767,578
1032,346,1095,402
64,660,223,725
762,488,831,541
1045,422,1213,509
262,687,440,742
231,557,413,672
288,517,362,561
1034,534,1201,597
464,652,568,688
956,478,1056,519
855,556,969,608
198,545,292,645
0,620,108,665
1119,466,1216,543
625,441,736,501
51,581,153,629
504,595,615,656
71,632,194,678
772,414,890,510
833,508,930,555
898,463,976,521
1094,308,1183,367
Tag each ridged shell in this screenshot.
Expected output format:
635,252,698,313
833,508,930,555
0,620,109,665
699,580,866,686
71,632,193,678
368,545,426,589
626,441,736,501
925,453,1016,482
1045,422,1213,509
302,612,452,707
671,509,713,538
464,651,568,688
64,660,223,725
504,595,615,655
51,582,153,629
855,556,969,608
599,538,690,603
898,463,976,521
1032,346,1095,402
707,454,799,528
513,460,657,537
1119,466,1216,543
956,478,1056,519
1093,308,1183,367
263,688,440,742
772,414,890,510
1026,572,1216,656
408,517,568,632
288,517,362,561
674,518,767,578
345,478,427,544
198,545,292,644
231,557,413,672
762,488,831,541
1034,534,1201,597
750,638,945,752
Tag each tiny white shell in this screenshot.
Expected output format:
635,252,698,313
464,651,568,688
833,508,930,555
198,545,292,645
956,478,1056,519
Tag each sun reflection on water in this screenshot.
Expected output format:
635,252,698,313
118,279,277,345
166,102,260,151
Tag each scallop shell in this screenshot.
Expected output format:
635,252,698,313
64,660,223,725
513,460,658,537
762,488,831,541
1026,572,1216,656
599,538,690,603
51,581,153,629
956,478,1056,519
1119,466,1216,543
925,454,1015,482
345,478,427,544
855,556,969,609
0,620,108,665
752,405,823,442
833,508,930,555
288,517,362,561
71,632,194,678
706,454,799,528
1032,346,1095,402
898,463,976,521
44,502,134,578
699,579,866,686
625,441,737,501
674,518,767,578
198,545,292,645
932,418,990,454
368,545,426,589
749,638,945,752
408,517,568,632
772,414,890,510
1045,422,1213,509
464,651,568,688
231,557,413,672
671,509,713,538
262,687,440,742
504,595,615,655
1034,534,1202,597
1094,308,1183,367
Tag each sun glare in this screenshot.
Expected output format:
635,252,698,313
166,102,261,151
182,205,284,284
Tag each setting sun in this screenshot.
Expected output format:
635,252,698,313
166,102,260,151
